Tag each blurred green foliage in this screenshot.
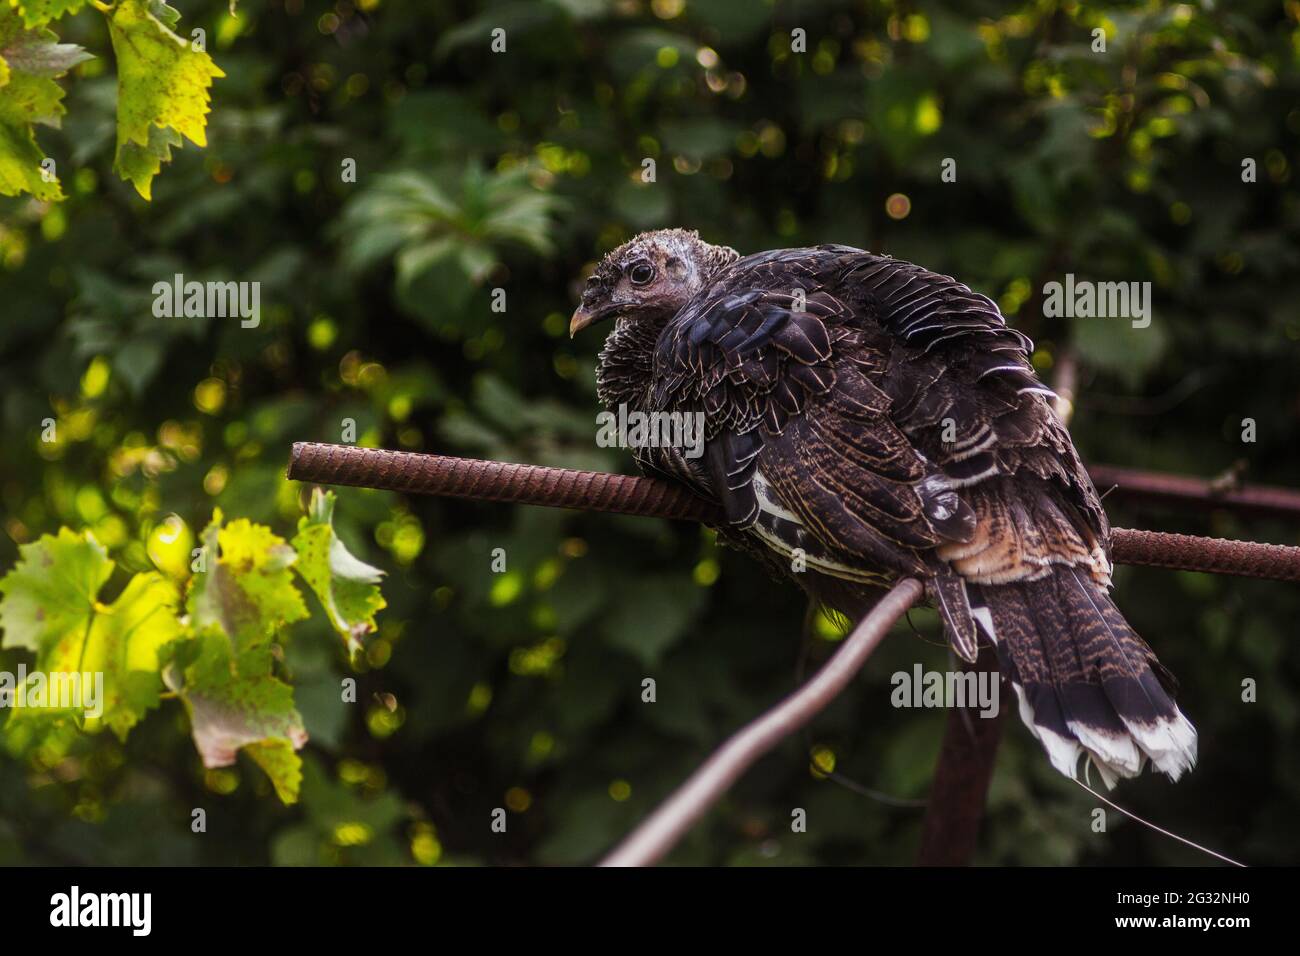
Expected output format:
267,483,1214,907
1,0,1298,866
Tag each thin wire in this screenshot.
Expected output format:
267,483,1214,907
796,602,927,810
600,579,924,866
1072,773,1245,868
819,768,927,808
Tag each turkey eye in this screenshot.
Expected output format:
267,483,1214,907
628,262,655,286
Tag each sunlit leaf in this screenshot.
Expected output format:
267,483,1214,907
0,528,112,654
165,629,307,804
188,512,309,649
0,530,181,738
291,489,386,656
105,0,224,198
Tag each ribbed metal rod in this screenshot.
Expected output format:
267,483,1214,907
287,443,1300,583
288,442,720,521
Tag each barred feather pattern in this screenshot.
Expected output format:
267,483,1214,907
593,239,1196,785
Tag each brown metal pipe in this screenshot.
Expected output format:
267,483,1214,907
1088,463,1300,521
288,441,719,522
288,443,1300,583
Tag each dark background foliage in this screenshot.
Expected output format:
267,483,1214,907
2,0,1298,865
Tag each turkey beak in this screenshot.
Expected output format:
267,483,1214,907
569,305,597,338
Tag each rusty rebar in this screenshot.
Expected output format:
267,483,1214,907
289,441,719,522
288,443,1300,583
1110,528,1300,581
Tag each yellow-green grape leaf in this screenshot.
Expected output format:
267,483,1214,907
74,572,180,737
0,9,85,198
189,512,309,649
166,630,307,804
0,528,112,654
244,738,303,805
114,122,180,200
104,0,224,199
0,529,180,739
10,571,182,737
292,489,387,656
10,1,91,30
0,15,90,75
0,116,62,198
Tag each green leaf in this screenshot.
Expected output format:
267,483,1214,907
0,20,90,76
244,738,304,804
188,511,309,650
37,571,180,737
394,235,458,293
0,528,112,654
0,58,64,124
113,333,166,396
433,1,562,60
0,11,72,198
104,0,224,199
84,572,179,736
337,163,562,327
0,529,180,738
600,574,706,667
292,489,386,656
10,1,90,29
112,122,181,200
0,141,52,202
1071,313,1169,389
166,629,307,804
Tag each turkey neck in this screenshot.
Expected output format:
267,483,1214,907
594,245,740,414
595,313,670,413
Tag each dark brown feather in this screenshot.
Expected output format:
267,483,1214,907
591,238,1194,783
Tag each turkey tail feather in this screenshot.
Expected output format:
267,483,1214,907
970,570,1196,787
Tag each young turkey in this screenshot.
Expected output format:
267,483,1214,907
570,228,1196,787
